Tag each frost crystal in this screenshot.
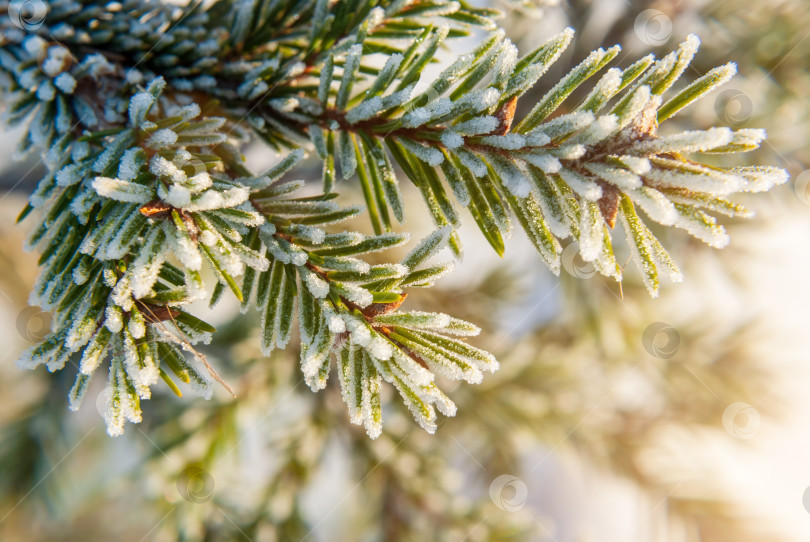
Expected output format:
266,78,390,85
36,81,55,102
399,139,444,166
367,336,393,361
118,148,144,181
521,152,561,173
452,116,498,136
440,130,464,149
637,127,733,154
327,313,346,333
165,224,203,271
480,134,526,150
147,128,178,148
558,169,602,201
348,321,372,347
54,72,77,94
129,92,156,126
56,164,84,187
104,305,124,333
164,184,192,208
454,148,487,177
346,96,383,124
302,268,330,298
92,177,153,203
150,155,186,184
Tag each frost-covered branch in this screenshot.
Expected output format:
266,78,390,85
0,0,786,438
259,30,787,296
12,71,495,438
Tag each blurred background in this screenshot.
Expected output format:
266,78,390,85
2,0,810,540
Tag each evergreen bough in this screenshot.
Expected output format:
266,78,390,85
0,0,787,438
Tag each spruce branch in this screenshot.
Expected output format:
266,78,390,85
262,30,787,295
0,0,786,438
7,64,493,438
